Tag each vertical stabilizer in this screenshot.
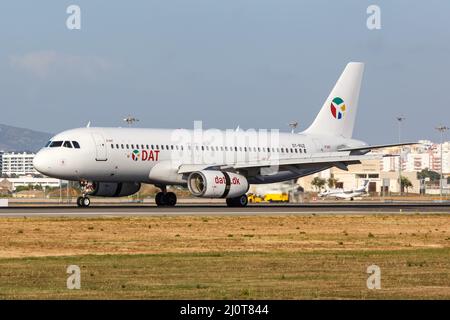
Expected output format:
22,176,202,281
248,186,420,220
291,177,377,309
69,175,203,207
303,62,364,138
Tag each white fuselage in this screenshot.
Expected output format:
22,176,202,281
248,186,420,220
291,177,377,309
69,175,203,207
33,127,365,186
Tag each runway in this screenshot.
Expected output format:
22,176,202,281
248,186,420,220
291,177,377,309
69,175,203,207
0,202,448,217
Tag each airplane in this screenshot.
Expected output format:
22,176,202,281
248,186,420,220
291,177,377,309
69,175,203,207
319,179,369,200
33,62,415,207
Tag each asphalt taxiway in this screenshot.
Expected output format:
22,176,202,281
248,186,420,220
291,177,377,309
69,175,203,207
0,202,448,217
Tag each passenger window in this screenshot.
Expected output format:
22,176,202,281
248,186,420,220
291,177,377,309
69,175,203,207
131,144,135,149
126,144,129,149
171,145,174,150
116,144,119,149
50,141,63,148
142,144,145,149
121,144,124,149
303,149,307,153
299,149,302,153
156,145,159,150
110,144,114,149
151,145,154,149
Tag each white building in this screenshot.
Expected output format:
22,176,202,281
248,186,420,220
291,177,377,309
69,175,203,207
0,150,3,175
1,176,61,191
1,152,38,176
380,140,450,174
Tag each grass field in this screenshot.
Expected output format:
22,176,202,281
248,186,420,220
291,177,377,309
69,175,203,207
0,214,448,299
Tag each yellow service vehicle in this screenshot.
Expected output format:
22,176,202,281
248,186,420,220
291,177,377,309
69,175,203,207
264,193,289,202
247,193,264,203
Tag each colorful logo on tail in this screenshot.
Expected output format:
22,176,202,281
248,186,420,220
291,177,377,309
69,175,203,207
330,97,346,119
131,149,140,161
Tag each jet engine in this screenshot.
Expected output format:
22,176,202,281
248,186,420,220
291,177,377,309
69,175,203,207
187,171,249,198
89,182,141,197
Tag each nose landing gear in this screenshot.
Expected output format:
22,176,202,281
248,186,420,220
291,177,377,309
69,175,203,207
77,196,91,207
76,180,94,207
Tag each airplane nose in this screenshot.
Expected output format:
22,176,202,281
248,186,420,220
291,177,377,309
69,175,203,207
33,151,50,174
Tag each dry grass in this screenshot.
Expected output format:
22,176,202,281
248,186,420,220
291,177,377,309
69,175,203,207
0,214,448,299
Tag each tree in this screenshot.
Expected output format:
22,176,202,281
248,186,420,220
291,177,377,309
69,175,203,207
33,184,43,191
311,177,326,191
327,177,339,188
417,168,440,182
14,185,30,192
398,176,413,194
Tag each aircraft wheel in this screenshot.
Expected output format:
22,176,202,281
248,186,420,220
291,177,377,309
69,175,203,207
82,197,91,207
76,196,83,207
155,192,165,206
237,194,248,207
226,195,248,207
226,198,234,207
164,192,177,206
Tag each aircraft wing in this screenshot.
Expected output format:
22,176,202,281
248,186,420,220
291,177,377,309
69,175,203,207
178,153,382,174
231,153,381,170
337,142,417,152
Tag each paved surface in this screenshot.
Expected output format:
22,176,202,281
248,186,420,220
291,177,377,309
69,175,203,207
0,202,448,217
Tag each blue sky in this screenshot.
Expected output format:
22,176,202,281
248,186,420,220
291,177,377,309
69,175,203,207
0,0,449,144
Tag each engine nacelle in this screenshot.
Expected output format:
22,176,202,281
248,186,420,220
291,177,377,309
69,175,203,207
187,171,249,198
89,182,141,197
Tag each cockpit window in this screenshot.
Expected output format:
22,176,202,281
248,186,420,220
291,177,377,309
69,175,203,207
49,141,63,148
45,141,51,147
63,141,73,148
72,141,80,149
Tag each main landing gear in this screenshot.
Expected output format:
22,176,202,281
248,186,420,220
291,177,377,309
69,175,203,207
155,185,177,207
226,194,248,207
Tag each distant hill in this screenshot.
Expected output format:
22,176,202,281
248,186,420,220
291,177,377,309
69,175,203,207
0,124,52,152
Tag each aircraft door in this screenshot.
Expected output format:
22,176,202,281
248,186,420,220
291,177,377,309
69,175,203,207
91,133,108,161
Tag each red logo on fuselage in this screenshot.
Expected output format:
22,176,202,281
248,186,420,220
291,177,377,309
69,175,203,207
140,150,160,161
